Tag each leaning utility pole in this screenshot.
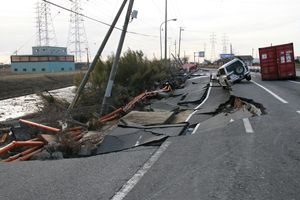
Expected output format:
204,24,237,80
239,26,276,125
67,0,129,114
100,0,135,116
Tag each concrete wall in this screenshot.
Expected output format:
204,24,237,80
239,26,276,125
11,62,75,73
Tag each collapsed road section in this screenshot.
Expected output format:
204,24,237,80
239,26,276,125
0,72,266,162
0,73,209,161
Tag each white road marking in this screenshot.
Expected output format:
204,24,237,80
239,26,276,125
185,82,212,135
297,111,300,114
191,123,201,135
112,80,212,199
189,75,209,81
111,141,172,200
195,82,213,110
251,80,288,104
134,135,143,147
289,80,300,85
243,118,254,133
185,82,213,122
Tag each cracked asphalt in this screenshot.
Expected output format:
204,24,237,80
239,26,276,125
1,71,300,200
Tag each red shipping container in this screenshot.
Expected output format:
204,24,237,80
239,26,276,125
259,43,296,80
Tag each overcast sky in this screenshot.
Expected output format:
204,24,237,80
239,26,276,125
0,0,299,64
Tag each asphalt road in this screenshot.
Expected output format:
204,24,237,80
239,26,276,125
1,72,300,200
121,73,300,200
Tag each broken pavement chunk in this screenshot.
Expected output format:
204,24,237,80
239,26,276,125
121,111,174,126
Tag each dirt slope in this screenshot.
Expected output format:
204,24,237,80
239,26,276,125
0,72,80,100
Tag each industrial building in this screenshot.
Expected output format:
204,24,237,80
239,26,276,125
11,46,75,73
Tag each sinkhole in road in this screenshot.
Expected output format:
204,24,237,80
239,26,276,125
184,95,266,135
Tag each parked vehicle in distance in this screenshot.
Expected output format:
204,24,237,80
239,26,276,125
217,58,251,88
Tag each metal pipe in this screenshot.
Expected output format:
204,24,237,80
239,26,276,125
3,146,41,162
19,119,60,133
99,0,135,116
66,0,128,114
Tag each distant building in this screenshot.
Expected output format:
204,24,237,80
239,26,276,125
11,46,75,73
236,55,253,66
296,56,300,62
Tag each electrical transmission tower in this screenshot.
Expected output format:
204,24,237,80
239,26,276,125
35,0,57,46
67,0,89,62
222,34,228,54
210,33,217,61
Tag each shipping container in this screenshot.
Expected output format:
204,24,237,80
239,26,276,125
259,43,296,80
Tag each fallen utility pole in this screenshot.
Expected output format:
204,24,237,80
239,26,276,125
99,0,135,116
171,53,182,69
66,0,129,115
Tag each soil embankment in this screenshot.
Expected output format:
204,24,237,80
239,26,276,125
0,72,80,100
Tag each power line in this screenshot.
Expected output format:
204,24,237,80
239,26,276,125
42,0,159,38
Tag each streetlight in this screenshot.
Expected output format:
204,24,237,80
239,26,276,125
160,18,177,60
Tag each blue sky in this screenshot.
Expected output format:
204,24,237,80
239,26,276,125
0,0,299,63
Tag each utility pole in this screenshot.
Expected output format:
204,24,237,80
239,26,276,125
210,32,217,61
169,45,171,60
204,43,206,59
67,0,128,114
174,40,177,58
86,47,89,68
178,27,184,58
164,0,168,64
100,0,135,116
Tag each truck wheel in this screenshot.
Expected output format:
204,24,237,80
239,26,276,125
246,75,251,81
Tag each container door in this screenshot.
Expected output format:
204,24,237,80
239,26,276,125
259,47,278,80
276,44,296,79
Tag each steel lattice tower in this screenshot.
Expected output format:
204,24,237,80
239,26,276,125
35,0,57,46
222,34,229,54
210,33,217,61
67,0,89,62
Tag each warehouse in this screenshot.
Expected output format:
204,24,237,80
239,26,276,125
11,46,75,73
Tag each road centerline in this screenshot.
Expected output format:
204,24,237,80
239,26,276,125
111,141,172,200
243,118,254,133
251,80,288,104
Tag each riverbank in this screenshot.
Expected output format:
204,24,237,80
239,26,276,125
0,72,81,100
